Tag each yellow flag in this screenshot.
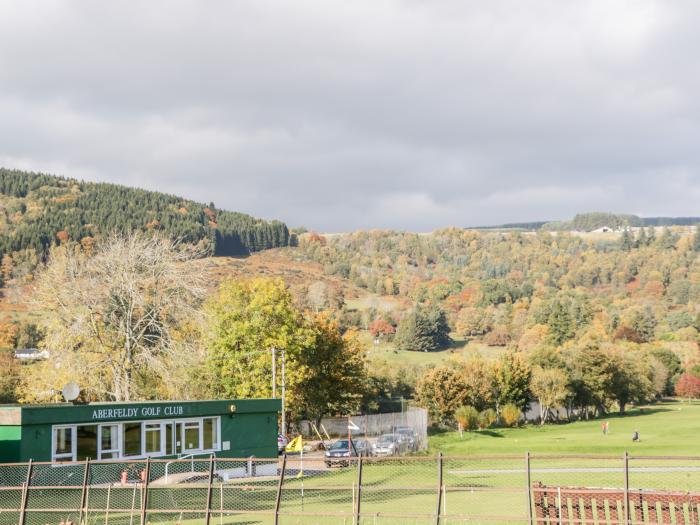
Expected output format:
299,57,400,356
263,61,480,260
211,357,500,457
285,435,303,453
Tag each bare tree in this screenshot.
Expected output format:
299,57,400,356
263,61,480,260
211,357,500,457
20,233,208,402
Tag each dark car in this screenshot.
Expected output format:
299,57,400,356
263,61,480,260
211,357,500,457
324,439,371,467
393,426,419,452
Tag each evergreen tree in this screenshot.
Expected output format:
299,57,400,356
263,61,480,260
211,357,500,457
620,228,634,251
637,227,647,247
546,300,575,346
394,304,451,352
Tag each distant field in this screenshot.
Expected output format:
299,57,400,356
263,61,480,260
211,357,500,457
430,400,700,456
363,332,507,367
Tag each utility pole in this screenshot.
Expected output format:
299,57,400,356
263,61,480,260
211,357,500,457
271,348,277,398
281,349,286,436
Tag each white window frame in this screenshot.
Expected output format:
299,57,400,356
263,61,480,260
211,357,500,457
181,419,203,453
202,417,221,452
98,423,121,460
51,416,222,462
52,425,76,462
142,422,165,457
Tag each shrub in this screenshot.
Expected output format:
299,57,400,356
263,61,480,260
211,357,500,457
500,404,521,428
479,408,498,429
454,406,480,435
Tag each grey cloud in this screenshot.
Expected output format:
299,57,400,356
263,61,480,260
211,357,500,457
1,1,699,231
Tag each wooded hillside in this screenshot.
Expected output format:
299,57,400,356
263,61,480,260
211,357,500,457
0,168,291,265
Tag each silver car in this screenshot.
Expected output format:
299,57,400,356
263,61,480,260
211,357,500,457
372,433,404,456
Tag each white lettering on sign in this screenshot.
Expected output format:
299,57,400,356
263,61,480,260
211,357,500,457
91,406,184,420
164,406,184,416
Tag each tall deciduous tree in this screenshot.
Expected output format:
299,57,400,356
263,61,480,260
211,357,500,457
19,234,207,402
205,278,367,423
415,366,468,425
295,314,367,425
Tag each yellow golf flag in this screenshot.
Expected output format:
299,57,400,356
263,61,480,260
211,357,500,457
285,435,303,453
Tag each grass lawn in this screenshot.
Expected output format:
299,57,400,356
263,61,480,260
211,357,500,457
429,400,700,456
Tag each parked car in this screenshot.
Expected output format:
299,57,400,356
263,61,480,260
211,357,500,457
324,439,371,467
372,433,405,457
277,434,289,454
393,426,419,452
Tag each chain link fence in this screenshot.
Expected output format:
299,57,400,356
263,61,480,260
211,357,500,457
2,454,700,524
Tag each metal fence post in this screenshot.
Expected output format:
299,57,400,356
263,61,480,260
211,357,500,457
205,454,215,525
623,451,630,525
435,452,443,525
354,456,364,525
18,459,33,525
526,452,533,525
274,453,287,525
79,458,91,525
140,457,151,525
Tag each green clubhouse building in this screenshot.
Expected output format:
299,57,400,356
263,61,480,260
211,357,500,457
0,399,281,463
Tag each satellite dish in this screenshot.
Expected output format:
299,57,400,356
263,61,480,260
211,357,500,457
62,382,80,402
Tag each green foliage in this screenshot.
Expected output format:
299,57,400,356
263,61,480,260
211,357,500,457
494,352,531,412
650,348,682,395
479,408,498,429
204,277,367,422
394,304,451,352
543,212,642,232
629,307,657,343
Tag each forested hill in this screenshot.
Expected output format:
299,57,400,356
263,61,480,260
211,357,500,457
0,168,291,258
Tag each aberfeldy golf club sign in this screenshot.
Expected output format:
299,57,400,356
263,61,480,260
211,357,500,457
91,405,185,420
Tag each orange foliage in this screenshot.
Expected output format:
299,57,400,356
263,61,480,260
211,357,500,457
55,230,69,243
0,321,17,350
307,232,327,245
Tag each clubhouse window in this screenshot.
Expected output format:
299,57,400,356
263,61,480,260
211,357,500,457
51,417,221,462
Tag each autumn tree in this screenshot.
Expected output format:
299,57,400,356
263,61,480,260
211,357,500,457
205,278,367,423
461,358,495,410
19,233,207,402
293,314,367,425
369,318,396,339
675,373,700,401
415,366,468,425
0,351,20,402
530,367,569,424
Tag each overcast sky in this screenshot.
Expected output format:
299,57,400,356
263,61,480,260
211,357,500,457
1,1,699,231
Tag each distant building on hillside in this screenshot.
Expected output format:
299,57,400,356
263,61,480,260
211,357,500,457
13,348,50,360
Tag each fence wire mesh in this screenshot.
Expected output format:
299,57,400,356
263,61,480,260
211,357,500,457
3,454,700,525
